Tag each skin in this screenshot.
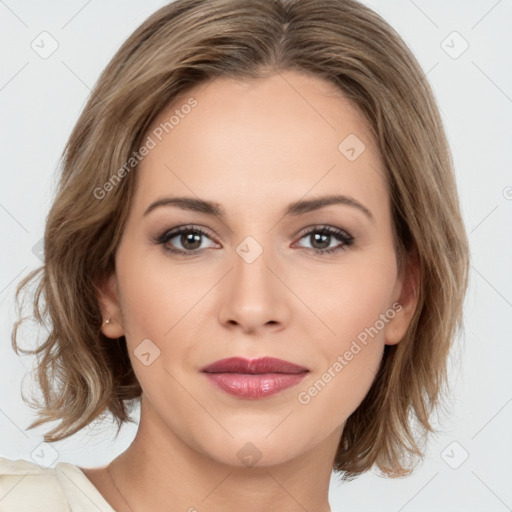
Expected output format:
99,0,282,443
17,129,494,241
83,70,418,512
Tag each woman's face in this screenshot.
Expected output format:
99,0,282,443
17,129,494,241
100,70,415,468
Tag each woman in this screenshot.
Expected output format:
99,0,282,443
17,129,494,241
2,0,469,510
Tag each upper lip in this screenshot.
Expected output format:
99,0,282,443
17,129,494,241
201,357,309,374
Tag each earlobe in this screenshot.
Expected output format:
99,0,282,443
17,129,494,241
384,252,420,345
95,272,125,338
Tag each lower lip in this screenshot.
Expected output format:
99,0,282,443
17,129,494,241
203,372,308,399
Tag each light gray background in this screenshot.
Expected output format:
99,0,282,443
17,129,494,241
1,1,511,511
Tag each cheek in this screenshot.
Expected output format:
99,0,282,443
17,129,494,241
116,246,208,340
304,250,397,343
295,252,396,414
115,246,216,393
295,342,383,440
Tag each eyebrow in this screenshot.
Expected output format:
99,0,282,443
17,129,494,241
143,194,374,222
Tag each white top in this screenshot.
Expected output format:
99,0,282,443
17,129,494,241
0,456,115,511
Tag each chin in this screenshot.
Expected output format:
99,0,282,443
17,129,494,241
194,428,312,469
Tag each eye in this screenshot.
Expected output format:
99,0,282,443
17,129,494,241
155,225,218,256
154,224,354,257
293,225,354,255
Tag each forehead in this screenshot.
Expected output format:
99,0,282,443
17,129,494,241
134,70,387,218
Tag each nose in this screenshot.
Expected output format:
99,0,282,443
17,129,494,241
217,245,290,334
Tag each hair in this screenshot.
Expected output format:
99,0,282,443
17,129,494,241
11,0,469,481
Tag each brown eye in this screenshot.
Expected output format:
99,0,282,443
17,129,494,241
178,232,202,251
295,226,354,255
309,232,331,250
156,226,218,255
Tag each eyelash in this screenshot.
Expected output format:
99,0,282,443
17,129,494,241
154,224,354,258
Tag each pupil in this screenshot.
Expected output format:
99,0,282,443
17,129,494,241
182,232,201,250
312,233,330,249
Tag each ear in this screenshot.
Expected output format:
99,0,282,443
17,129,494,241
384,250,420,345
94,271,125,339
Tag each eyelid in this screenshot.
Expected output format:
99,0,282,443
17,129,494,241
292,224,354,251
153,224,219,250
294,223,352,239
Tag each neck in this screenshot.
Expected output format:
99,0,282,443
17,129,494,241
106,394,339,512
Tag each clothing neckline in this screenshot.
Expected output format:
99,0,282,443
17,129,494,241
55,461,116,512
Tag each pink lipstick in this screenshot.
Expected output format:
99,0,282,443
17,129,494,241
201,357,309,399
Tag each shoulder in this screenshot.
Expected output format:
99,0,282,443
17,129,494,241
0,456,114,512
0,456,70,511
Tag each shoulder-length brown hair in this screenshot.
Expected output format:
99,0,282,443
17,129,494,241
12,0,469,481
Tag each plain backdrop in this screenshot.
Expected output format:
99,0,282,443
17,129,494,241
1,1,511,511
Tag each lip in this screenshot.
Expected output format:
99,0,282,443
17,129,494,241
201,357,309,399
201,356,309,374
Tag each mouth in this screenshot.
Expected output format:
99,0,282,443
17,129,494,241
201,357,309,399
